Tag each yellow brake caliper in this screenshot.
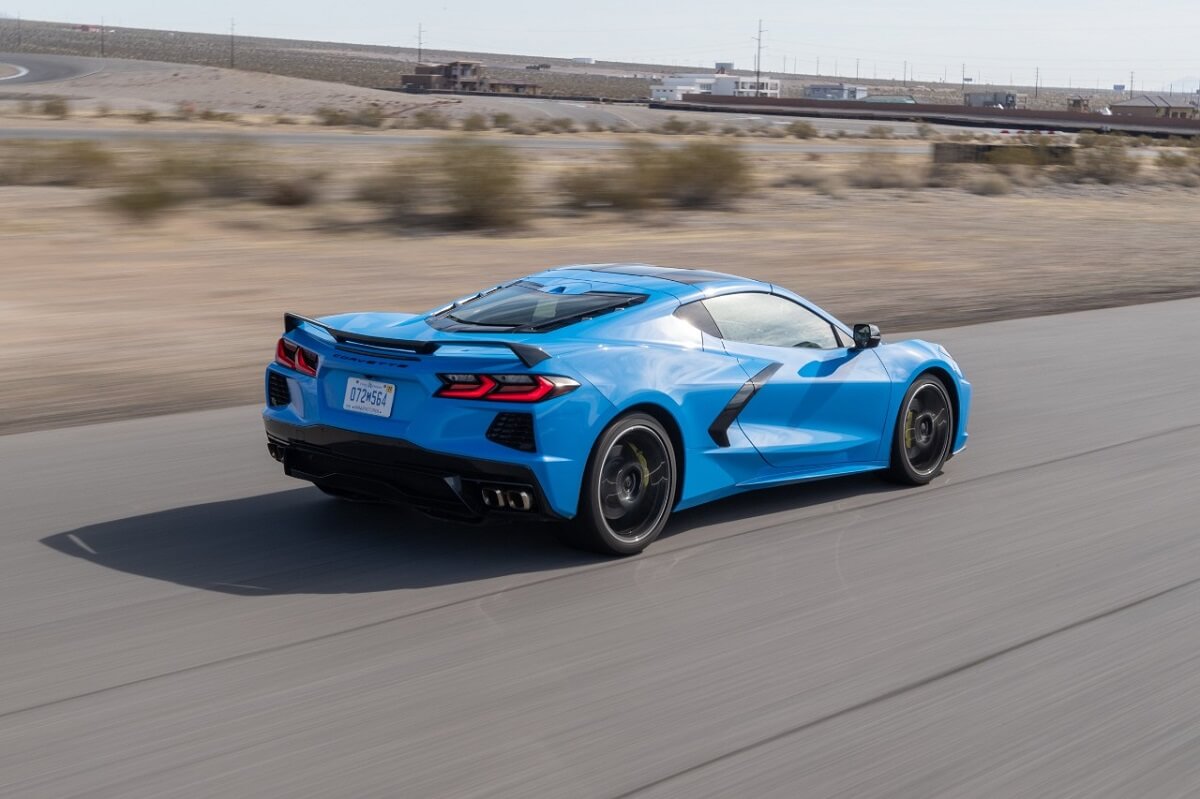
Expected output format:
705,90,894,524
629,444,651,489
905,410,915,448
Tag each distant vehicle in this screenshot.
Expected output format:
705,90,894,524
263,265,972,555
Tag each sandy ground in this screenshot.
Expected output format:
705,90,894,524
12,59,447,116
1,134,1198,434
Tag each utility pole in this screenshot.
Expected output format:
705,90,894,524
417,22,423,63
1130,70,1134,98
753,19,765,96
856,58,860,79
903,60,907,86
16,13,20,49
229,19,236,68
100,17,105,58
1035,66,1039,98
816,56,820,75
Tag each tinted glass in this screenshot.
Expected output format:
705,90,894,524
438,283,644,331
703,293,840,349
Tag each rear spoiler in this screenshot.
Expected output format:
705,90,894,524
284,313,551,368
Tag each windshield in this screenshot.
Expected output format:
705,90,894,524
433,282,646,332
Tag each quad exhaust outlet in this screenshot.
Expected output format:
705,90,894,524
481,487,534,511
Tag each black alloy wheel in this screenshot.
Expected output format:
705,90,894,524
886,375,954,485
561,413,677,556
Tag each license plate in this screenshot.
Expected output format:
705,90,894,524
343,377,396,418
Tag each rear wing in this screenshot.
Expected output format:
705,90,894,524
284,313,551,368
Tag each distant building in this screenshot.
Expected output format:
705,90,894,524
1066,96,1091,112
804,83,868,100
1110,94,1199,120
572,57,596,65
401,61,540,95
964,91,1024,109
651,64,781,101
861,94,917,104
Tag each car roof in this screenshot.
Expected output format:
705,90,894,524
532,263,767,301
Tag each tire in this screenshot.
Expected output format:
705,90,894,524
885,375,954,485
559,413,678,556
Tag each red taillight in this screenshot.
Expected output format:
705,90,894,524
435,374,579,402
275,338,319,376
436,374,497,399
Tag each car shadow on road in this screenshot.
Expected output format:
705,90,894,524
42,475,903,596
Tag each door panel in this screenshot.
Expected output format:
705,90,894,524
729,343,893,470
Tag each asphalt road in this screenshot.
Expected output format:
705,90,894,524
0,52,102,85
1,298,1198,796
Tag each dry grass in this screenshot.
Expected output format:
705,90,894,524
558,140,752,210
845,151,922,189
0,140,118,187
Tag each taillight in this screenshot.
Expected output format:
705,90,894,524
436,374,579,402
275,338,319,377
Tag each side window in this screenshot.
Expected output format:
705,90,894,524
702,293,841,349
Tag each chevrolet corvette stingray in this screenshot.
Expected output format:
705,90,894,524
264,264,971,555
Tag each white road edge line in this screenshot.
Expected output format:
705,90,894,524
0,64,30,82
66,533,96,555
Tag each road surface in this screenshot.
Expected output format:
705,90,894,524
1,292,1198,793
0,52,102,85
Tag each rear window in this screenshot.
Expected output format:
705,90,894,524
431,282,646,332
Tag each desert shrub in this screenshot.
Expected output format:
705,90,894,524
461,113,489,131
408,108,450,129
315,107,350,126
16,99,33,114
505,123,536,135
966,174,1012,195
273,115,296,125
357,140,525,228
1064,140,1139,184
559,140,750,210
41,97,70,119
760,126,787,138
199,108,239,123
774,168,842,196
558,169,648,209
1156,151,1192,169
107,176,180,220
0,140,118,187
349,106,387,128
133,109,158,124
720,124,740,136
263,176,319,207
688,120,711,134
549,117,577,133
786,120,818,139
657,116,690,135
828,129,847,139
147,140,266,199
585,119,604,133
435,139,525,228
95,103,112,118
924,163,966,188
665,141,752,206
175,101,197,120
844,150,921,189
490,112,515,128
916,122,937,139
865,125,894,139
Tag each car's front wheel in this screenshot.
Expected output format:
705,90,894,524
560,413,677,556
886,375,954,485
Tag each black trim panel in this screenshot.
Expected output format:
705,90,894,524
708,362,782,447
264,419,563,521
284,313,551,368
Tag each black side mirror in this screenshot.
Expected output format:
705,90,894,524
852,323,882,349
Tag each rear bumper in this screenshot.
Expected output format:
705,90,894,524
264,419,564,522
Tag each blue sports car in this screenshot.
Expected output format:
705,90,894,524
264,264,971,555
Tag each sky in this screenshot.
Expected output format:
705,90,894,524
9,0,1200,91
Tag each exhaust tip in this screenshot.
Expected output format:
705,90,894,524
481,488,506,508
504,490,533,512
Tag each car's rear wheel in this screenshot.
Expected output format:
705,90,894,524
560,413,677,556
886,375,954,485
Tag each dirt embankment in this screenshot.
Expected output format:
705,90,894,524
2,134,1198,435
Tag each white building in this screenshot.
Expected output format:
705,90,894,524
651,64,781,101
